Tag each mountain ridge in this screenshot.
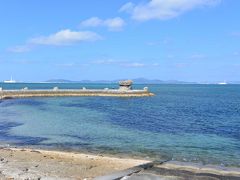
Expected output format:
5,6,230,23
45,78,197,84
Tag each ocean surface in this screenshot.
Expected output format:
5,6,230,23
0,83,240,167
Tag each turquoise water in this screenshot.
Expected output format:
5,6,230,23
0,83,240,167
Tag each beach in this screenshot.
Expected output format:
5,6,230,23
1,147,240,180
0,84,240,179
0,147,148,179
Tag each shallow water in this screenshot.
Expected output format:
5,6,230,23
0,83,240,167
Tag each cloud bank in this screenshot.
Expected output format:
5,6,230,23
9,29,102,52
120,0,221,21
29,29,101,46
92,59,159,68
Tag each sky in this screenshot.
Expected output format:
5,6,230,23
0,0,240,82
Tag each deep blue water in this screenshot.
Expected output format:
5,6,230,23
0,83,240,167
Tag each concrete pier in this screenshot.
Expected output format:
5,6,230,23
0,88,154,99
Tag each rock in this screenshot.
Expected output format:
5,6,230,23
23,168,29,172
143,87,149,91
119,80,133,91
22,87,28,91
53,87,59,91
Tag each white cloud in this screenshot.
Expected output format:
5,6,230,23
121,62,160,67
80,17,103,27
119,2,135,13
55,63,75,67
92,59,117,65
81,17,125,31
54,63,90,68
104,18,125,31
7,45,31,53
29,29,102,46
122,62,146,67
91,59,159,68
120,0,221,21
8,29,102,53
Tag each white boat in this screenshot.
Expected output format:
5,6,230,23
4,76,17,83
218,81,227,85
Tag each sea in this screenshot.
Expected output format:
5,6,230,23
0,83,240,167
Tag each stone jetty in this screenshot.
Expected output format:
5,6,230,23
0,80,154,99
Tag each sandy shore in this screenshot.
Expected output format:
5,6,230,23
0,147,240,180
0,147,148,179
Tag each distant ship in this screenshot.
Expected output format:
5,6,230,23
218,81,227,85
4,76,17,83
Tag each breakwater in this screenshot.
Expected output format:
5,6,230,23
0,88,154,99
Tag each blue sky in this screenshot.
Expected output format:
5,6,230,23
0,0,239,82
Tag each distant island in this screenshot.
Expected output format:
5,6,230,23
1,78,240,84
44,78,197,84
44,78,240,84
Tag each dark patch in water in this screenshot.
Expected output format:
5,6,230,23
0,121,48,145
0,121,22,131
12,136,48,146
0,111,17,117
41,142,92,148
0,98,46,107
2,97,13,100
60,96,240,141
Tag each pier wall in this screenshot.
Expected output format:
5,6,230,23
0,89,154,99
